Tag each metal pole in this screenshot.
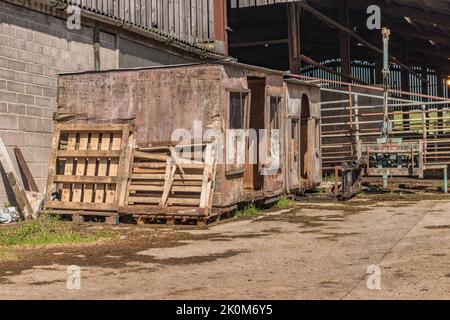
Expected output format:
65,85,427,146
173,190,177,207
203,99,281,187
382,28,391,139
444,167,448,194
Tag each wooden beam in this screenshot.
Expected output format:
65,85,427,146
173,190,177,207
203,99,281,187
0,138,34,220
229,39,289,48
14,147,39,193
337,0,351,82
287,1,302,74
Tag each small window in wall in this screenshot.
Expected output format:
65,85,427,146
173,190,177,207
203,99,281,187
229,92,247,129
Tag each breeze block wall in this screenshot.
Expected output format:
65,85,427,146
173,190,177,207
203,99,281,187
0,0,117,204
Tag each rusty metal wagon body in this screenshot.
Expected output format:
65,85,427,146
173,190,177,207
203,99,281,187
45,62,321,225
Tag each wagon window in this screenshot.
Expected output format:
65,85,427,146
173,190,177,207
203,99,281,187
270,97,281,131
229,92,247,129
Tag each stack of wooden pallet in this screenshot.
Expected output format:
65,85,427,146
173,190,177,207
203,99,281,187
45,124,217,225
123,142,218,225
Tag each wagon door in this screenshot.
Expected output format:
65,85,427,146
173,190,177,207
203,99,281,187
285,83,302,191
289,117,301,188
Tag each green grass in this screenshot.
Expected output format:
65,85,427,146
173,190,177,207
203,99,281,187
275,196,291,209
393,111,450,134
234,204,260,218
0,214,115,248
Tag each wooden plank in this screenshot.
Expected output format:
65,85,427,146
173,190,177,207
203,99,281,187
46,200,116,211
133,168,167,174
106,132,122,204
57,150,121,158
59,123,126,132
45,123,61,211
160,159,177,206
95,133,111,203
128,197,200,206
132,173,203,180
130,185,203,193
0,138,34,220
133,162,205,170
61,133,77,202
72,132,88,203
134,151,169,161
131,180,202,186
54,176,117,184
117,129,133,208
83,133,99,203
14,147,39,193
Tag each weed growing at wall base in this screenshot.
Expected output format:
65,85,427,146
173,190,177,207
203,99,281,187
276,196,291,209
234,205,260,218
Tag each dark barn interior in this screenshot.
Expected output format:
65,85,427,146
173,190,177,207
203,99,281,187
228,0,450,95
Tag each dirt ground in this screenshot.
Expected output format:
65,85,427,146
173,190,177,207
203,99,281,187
1,193,450,300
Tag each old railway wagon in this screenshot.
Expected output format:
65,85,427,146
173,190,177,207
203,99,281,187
45,63,321,225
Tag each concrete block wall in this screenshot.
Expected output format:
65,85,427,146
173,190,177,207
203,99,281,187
0,1,117,205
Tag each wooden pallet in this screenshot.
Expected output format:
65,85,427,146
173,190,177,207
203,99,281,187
54,209,120,225
122,142,217,220
45,123,134,213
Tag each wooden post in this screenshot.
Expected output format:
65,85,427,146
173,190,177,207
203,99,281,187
287,2,302,74
213,0,228,54
337,0,351,82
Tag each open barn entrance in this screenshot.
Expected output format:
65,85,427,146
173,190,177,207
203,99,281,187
300,94,311,180
244,77,266,191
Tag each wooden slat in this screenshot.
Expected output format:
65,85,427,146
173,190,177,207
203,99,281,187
131,173,203,180
133,162,205,169
130,185,202,192
95,133,111,203
134,151,169,161
117,129,134,208
53,176,117,184
61,133,77,202
0,138,34,220
46,200,116,211
160,159,177,206
45,123,61,211
14,147,39,193
106,132,122,204
83,133,99,203
128,197,200,206
57,150,121,158
72,132,88,203
58,123,126,132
